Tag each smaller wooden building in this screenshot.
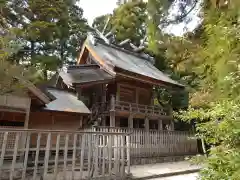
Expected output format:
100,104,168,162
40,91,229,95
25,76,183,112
0,80,90,131
29,87,91,131
0,85,91,150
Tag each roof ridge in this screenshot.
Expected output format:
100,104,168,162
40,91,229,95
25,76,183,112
67,64,99,71
92,35,154,63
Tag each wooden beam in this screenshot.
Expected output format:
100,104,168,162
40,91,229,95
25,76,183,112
116,70,184,89
77,43,87,64
74,79,114,88
118,71,159,84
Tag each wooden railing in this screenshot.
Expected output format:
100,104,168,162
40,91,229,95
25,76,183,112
115,101,168,116
90,127,198,158
0,128,131,180
93,100,169,116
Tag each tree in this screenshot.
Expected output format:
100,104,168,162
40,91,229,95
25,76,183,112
111,1,147,45
92,14,112,33
93,1,147,45
2,0,89,80
147,0,199,53
176,1,240,179
0,30,33,95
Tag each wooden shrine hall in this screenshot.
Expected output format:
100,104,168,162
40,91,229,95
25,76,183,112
56,33,185,131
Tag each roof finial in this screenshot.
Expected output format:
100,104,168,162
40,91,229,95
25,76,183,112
118,39,131,46
88,33,97,45
102,16,111,34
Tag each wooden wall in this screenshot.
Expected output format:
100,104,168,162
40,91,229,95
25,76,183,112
106,82,117,102
116,78,153,105
0,112,25,123
29,111,84,131
29,111,85,147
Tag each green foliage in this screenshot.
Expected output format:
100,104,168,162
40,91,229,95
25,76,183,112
0,31,32,95
111,1,147,45
175,2,240,179
1,0,89,81
92,14,112,33
197,11,240,101
147,0,198,54
93,1,147,45
177,101,240,180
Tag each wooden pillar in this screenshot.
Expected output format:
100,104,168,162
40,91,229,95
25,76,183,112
101,116,106,126
21,98,31,161
110,112,115,127
102,84,106,103
110,95,115,111
144,116,149,131
23,98,31,129
170,120,174,131
128,114,133,128
158,119,163,130
110,95,115,127
79,116,83,129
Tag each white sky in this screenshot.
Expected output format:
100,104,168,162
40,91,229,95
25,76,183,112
78,0,201,36
78,0,117,26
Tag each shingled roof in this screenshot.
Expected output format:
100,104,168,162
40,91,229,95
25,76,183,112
44,88,91,114
59,64,114,87
80,36,184,88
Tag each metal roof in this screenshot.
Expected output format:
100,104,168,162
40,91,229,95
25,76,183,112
86,38,184,87
59,65,114,87
44,88,91,114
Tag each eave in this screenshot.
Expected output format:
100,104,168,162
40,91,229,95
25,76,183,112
115,67,185,89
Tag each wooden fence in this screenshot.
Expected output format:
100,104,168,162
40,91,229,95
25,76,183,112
91,127,198,158
0,128,130,180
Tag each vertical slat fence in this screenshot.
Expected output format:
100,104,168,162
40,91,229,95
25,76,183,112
91,126,198,159
0,128,130,180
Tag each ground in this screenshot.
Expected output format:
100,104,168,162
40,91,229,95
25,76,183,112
149,173,199,180
130,161,201,179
